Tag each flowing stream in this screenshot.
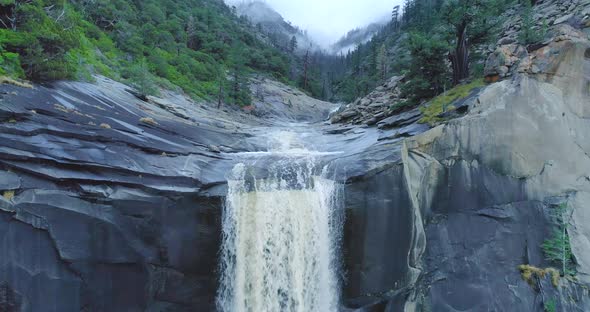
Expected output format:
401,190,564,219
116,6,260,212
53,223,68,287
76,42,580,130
217,130,342,312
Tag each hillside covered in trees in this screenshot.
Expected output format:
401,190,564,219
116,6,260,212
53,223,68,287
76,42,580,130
0,0,301,105
330,0,545,105
0,0,570,107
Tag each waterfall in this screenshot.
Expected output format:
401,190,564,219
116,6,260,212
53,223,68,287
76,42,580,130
217,131,341,312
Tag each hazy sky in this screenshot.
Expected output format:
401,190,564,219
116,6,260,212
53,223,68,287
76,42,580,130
242,0,404,45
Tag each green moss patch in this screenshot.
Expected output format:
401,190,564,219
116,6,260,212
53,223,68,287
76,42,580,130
419,79,486,125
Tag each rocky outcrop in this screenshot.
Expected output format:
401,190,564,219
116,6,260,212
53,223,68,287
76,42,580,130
0,76,337,311
330,76,410,126
485,0,590,80
494,0,590,47
0,2,589,312
249,77,337,121
398,29,590,311
339,7,590,311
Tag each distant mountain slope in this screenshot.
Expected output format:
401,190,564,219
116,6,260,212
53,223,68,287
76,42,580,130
229,0,321,53
330,21,387,54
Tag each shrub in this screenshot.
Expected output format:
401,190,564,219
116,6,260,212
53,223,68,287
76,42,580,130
544,298,557,312
519,3,547,45
2,190,15,200
518,265,560,288
126,60,158,97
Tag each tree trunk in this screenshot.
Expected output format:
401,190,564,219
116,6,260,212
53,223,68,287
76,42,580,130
450,22,469,85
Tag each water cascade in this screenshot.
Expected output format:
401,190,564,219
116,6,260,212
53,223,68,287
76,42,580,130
217,131,342,312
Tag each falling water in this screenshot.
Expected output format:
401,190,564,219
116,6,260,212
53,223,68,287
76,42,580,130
217,131,342,312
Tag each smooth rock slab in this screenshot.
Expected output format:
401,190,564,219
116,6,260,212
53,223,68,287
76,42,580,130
0,171,20,190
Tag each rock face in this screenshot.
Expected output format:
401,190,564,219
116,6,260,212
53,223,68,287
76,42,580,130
398,31,590,311
341,10,590,312
0,76,338,311
0,2,589,312
330,76,410,126
485,0,590,81
249,77,338,121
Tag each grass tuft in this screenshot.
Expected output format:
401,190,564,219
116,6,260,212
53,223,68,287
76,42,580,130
0,76,32,88
2,190,15,200
518,265,561,288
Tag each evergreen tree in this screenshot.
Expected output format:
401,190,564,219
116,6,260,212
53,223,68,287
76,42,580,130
127,58,158,97
227,43,251,106
400,32,449,105
289,36,297,53
442,0,505,85
376,43,388,81
542,203,576,276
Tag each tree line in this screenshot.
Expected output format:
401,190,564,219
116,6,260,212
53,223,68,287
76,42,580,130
329,0,541,105
0,0,294,106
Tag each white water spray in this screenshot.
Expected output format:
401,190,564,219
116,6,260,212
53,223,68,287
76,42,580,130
217,131,341,312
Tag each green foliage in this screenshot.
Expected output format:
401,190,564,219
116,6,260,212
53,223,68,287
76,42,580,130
544,298,557,312
0,50,24,77
519,3,547,45
331,0,515,102
419,79,485,125
0,0,292,104
227,43,252,106
0,1,80,80
543,203,576,276
400,32,450,105
125,59,158,97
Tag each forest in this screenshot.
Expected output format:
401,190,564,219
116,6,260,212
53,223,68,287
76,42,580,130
0,0,545,108
331,0,541,105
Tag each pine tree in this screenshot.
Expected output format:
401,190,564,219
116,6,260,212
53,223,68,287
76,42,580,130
442,0,505,85
289,36,297,53
227,43,251,106
186,15,198,50
376,43,388,81
302,48,310,90
542,203,575,276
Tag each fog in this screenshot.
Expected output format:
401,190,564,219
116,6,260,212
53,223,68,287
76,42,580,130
228,0,404,45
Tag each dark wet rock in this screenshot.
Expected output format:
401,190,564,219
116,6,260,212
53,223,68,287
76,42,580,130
0,2,589,311
377,124,430,141
0,75,325,311
0,282,22,312
324,126,355,135
377,109,421,129
342,164,414,299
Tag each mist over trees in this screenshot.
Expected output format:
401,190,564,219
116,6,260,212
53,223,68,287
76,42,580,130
329,0,524,105
0,0,539,107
